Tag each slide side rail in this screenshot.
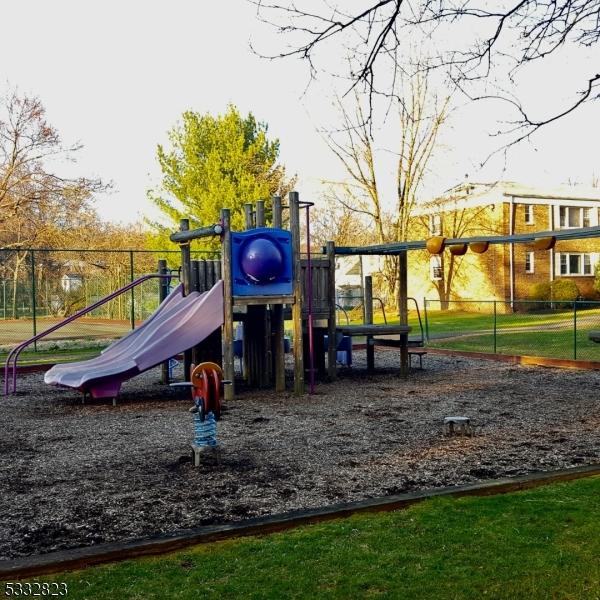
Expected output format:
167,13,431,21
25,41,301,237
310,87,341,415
3,274,174,395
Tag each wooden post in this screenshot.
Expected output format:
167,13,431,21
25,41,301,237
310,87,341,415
221,208,235,400
158,259,170,384
256,200,265,227
272,195,286,391
244,203,254,230
289,191,304,395
206,259,215,288
179,219,193,381
198,260,207,292
365,275,375,372
398,250,409,378
272,195,282,229
191,259,201,366
326,241,337,380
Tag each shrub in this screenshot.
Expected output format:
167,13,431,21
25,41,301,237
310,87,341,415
529,282,551,301
550,278,580,303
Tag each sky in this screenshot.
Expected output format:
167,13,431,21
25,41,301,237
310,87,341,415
1,1,600,225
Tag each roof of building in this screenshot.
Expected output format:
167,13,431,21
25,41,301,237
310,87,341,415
446,181,600,201
412,181,600,215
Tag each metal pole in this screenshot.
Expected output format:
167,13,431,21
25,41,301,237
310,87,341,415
289,192,305,395
129,251,135,330
493,300,497,354
574,300,578,360
158,259,170,384
424,298,430,341
30,251,37,351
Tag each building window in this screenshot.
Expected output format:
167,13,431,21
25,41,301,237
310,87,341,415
559,206,591,229
429,214,442,236
430,256,443,280
558,253,594,276
524,205,534,224
525,252,534,273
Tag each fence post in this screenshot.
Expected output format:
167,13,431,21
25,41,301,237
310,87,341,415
158,259,170,384
573,300,578,360
30,250,37,351
129,251,135,330
423,298,429,341
493,300,497,354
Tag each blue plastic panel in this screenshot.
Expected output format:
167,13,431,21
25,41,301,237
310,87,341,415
231,227,293,297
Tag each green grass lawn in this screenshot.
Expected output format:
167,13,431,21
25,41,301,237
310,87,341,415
0,346,106,366
429,328,600,360
18,476,600,599
346,306,600,334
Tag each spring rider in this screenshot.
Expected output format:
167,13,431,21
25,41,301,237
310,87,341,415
179,362,227,466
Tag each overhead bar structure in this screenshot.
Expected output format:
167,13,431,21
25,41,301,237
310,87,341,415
334,225,600,256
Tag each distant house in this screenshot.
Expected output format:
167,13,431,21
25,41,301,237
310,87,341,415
335,255,383,308
406,181,600,306
60,273,84,293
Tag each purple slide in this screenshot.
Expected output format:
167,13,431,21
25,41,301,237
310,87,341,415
44,281,224,399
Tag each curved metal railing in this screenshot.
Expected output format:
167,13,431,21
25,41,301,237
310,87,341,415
3,273,175,395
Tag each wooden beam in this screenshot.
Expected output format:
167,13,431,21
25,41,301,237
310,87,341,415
256,200,265,228
220,208,235,400
234,295,294,306
326,241,337,380
398,251,409,378
365,275,375,372
244,203,254,230
179,219,193,381
272,195,282,229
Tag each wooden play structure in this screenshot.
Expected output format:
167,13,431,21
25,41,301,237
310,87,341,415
170,192,412,400
170,192,600,400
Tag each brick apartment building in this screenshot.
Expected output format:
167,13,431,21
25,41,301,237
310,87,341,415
406,181,600,307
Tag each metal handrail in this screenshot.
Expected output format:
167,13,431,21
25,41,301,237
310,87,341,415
372,297,387,324
335,303,351,325
3,273,176,395
407,296,424,343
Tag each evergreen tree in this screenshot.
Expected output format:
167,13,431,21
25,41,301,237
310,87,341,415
149,105,294,247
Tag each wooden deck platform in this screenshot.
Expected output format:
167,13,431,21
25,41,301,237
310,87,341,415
336,324,411,336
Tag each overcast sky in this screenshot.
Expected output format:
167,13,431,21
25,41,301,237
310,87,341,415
1,1,599,224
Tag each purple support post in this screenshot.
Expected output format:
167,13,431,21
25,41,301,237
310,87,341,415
301,201,315,394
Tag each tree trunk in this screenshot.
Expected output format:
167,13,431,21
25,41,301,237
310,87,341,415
11,254,24,319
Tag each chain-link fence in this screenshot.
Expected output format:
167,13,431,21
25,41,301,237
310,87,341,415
0,248,218,363
424,298,600,361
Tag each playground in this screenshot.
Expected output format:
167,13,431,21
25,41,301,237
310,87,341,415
2,194,600,572
1,351,599,560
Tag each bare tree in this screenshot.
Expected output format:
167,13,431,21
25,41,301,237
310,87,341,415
0,90,104,233
417,194,502,308
323,71,449,306
0,89,106,317
253,1,600,153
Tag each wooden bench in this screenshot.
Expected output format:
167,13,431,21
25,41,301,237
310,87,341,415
408,348,427,369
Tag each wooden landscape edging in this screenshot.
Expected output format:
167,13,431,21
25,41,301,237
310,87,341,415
425,348,600,370
1,464,599,580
